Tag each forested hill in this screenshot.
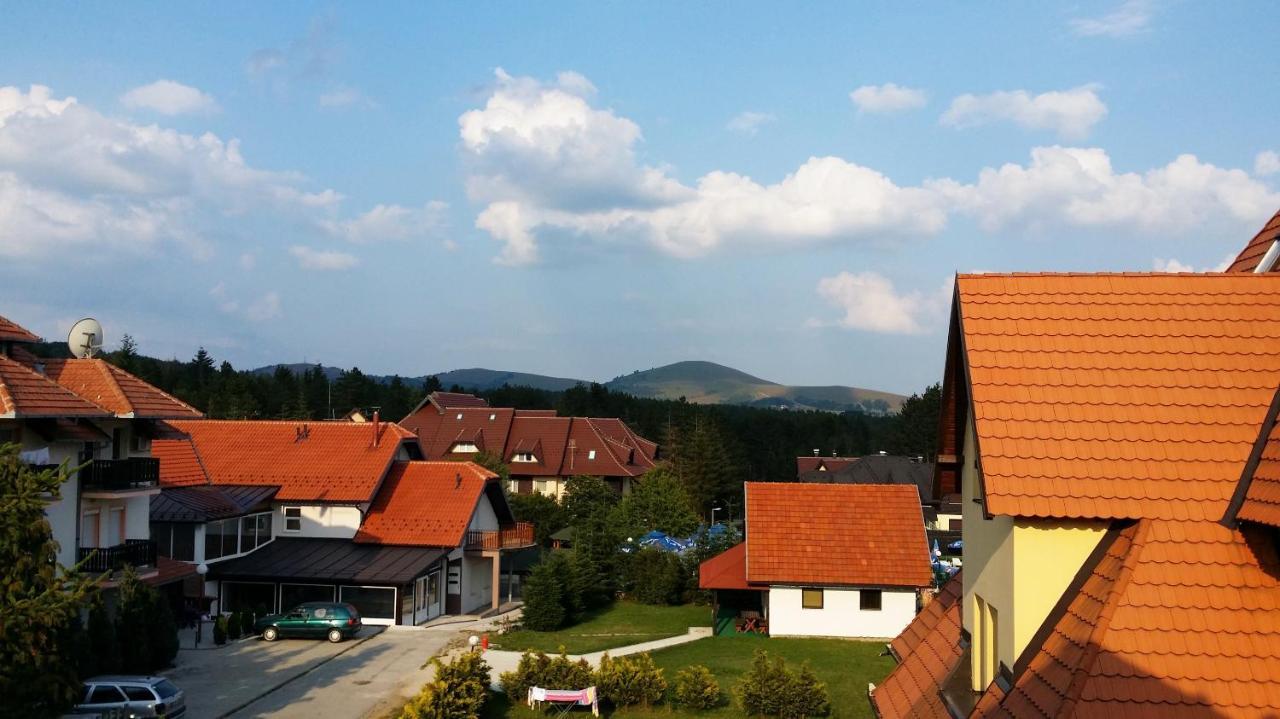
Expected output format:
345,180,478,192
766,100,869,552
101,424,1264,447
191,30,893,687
30,339,940,484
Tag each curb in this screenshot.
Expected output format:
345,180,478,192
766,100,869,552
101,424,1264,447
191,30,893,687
213,626,386,719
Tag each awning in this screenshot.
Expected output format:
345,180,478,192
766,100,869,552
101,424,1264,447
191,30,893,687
699,542,759,591
208,538,447,586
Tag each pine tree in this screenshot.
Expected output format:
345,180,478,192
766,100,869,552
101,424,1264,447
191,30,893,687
520,560,566,631
86,599,120,676
115,566,155,673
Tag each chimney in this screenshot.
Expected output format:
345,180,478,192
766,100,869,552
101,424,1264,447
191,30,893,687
812,449,819,456
371,410,381,448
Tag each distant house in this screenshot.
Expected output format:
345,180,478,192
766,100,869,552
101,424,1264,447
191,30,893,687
699,482,932,639
795,454,859,476
1225,207,1280,272
401,391,658,498
799,453,960,536
153,419,532,625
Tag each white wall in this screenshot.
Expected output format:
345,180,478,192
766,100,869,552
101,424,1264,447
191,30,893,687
767,586,917,639
273,503,362,539
26,437,88,567
469,494,499,532
461,554,493,614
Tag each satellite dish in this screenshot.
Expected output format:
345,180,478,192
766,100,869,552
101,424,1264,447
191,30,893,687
67,318,105,359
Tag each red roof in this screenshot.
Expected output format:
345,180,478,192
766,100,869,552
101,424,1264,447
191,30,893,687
699,542,753,591
1226,385,1280,529
40,359,201,419
796,456,859,475
504,415,571,476
978,519,1280,717
744,482,931,588
158,420,415,503
354,461,497,546
0,315,39,343
431,391,491,409
956,273,1280,521
153,436,210,487
1227,208,1280,273
144,556,200,587
0,355,113,418
871,572,965,719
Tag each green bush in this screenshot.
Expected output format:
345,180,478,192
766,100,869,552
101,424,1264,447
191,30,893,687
499,650,593,702
521,559,567,631
673,664,720,710
213,616,227,645
401,651,491,719
87,600,120,675
735,650,830,718
150,594,180,669
226,611,242,640
115,567,154,673
239,610,255,639
625,548,686,605
595,652,666,707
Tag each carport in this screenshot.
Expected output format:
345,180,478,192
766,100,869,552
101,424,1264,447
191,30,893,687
208,537,447,625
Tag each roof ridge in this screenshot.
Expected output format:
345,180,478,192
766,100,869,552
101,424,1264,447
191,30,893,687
0,355,114,416
103,361,202,416
84,359,133,416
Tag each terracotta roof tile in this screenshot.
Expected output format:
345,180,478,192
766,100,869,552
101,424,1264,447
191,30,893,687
353,461,496,547
796,456,859,476
699,542,752,591
0,355,112,418
1228,385,1280,528
158,420,414,503
1227,209,1280,273
871,572,964,719
957,273,1280,521
153,436,209,487
745,482,932,587
0,315,40,343
40,359,202,419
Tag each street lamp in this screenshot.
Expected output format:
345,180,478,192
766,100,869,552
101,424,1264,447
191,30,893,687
194,563,208,648
711,505,724,526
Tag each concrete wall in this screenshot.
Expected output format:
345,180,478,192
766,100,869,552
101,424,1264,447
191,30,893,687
273,503,362,539
469,493,499,532
767,586,916,639
461,554,493,614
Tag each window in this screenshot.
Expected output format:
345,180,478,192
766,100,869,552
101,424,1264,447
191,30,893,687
151,522,196,561
456,413,463,420
534,479,549,495
489,413,496,421
801,588,824,609
205,518,239,560
450,442,479,453
512,452,536,463
123,686,155,702
88,685,126,704
860,589,882,611
284,507,302,532
948,518,963,531
237,512,273,553
587,450,596,460
130,433,151,453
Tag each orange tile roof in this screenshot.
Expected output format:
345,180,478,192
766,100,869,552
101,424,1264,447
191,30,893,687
744,482,931,588
1227,209,1280,273
153,436,210,487
353,461,496,547
977,518,1280,717
1226,385,1280,529
698,542,752,591
40,359,202,419
159,420,415,502
0,355,113,418
871,572,964,719
956,273,1280,521
0,315,39,343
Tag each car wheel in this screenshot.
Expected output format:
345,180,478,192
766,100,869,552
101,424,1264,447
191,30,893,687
262,626,279,642
327,628,343,643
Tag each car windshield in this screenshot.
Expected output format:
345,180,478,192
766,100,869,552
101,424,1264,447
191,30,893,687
155,679,180,698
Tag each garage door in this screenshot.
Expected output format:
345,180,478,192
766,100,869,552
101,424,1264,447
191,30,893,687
339,585,396,625
280,583,335,612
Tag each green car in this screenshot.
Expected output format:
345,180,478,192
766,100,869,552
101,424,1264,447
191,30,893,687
254,602,362,643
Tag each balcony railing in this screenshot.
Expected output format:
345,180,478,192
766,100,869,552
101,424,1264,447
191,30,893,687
77,539,157,574
81,458,160,492
466,522,536,551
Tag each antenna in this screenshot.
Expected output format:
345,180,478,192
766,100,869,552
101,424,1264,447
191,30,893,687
67,318,105,359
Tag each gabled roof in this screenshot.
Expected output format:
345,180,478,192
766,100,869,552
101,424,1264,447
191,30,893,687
871,572,965,719
40,359,202,419
796,456,859,475
953,273,1280,521
0,355,114,418
698,542,752,591
158,420,415,503
802,455,934,503
1227,208,1280,273
744,482,932,588
431,391,490,410
978,518,1280,717
505,416,570,476
153,436,210,487
353,461,498,547
0,315,39,343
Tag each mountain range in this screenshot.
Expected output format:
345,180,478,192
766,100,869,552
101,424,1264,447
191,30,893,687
250,360,905,414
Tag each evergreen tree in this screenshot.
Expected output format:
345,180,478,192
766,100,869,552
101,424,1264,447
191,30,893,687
116,334,139,372
473,451,511,484
562,475,616,526
150,593,180,669
508,492,566,547
611,466,699,538
86,599,120,676
0,446,98,714
520,559,566,631
115,566,155,673
423,375,443,393
887,382,942,458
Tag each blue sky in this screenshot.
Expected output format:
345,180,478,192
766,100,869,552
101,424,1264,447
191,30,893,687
1,1,1277,395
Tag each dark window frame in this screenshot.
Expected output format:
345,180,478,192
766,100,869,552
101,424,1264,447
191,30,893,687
860,589,883,611
800,587,824,609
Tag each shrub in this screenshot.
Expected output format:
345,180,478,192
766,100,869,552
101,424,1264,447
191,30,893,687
521,559,566,631
213,616,227,645
226,611,242,640
625,548,686,605
401,651,491,719
781,663,830,719
735,650,830,718
595,652,666,707
150,593,180,669
673,664,720,710
398,680,479,719
499,650,592,702
87,600,120,675
239,610,255,639
115,567,155,673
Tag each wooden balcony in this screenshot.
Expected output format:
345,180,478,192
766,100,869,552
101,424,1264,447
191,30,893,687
81,458,160,492
465,522,535,551
77,539,157,573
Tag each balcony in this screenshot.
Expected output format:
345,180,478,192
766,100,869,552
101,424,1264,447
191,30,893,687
77,539,157,574
466,522,536,551
81,458,160,492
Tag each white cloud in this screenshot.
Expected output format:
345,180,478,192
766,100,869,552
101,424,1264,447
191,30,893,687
318,86,376,109
941,85,1107,139
459,71,1279,267
814,272,944,334
849,83,927,114
1256,150,1280,177
121,80,217,115
238,252,257,270
1071,0,1154,38
245,291,282,322
289,245,359,270
320,201,447,244
726,111,777,136
1152,257,1194,272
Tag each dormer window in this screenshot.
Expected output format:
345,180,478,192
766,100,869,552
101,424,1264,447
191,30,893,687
512,452,537,463
489,413,497,421
456,413,464,420
588,450,597,460
450,442,479,453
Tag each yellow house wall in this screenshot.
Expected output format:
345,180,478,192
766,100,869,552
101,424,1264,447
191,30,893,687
960,414,1106,689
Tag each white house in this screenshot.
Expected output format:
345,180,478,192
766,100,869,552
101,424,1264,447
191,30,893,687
700,482,932,639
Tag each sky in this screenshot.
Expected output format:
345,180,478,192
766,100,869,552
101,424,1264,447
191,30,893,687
1,1,1278,395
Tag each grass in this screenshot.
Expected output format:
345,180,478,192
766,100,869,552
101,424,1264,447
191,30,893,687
484,634,894,719
495,601,712,654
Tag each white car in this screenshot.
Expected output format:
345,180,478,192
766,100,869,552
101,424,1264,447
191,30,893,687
73,676,185,718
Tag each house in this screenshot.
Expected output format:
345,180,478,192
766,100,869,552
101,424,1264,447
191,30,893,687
153,419,533,625
699,482,932,639
795,454,859,476
0,314,203,605
1225,207,1280,272
799,453,960,536
401,391,658,498
870,269,1280,717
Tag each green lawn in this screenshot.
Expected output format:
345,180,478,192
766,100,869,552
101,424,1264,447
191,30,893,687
496,601,712,654
485,634,894,719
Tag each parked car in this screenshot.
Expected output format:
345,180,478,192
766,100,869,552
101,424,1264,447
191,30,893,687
73,675,185,718
253,601,362,643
